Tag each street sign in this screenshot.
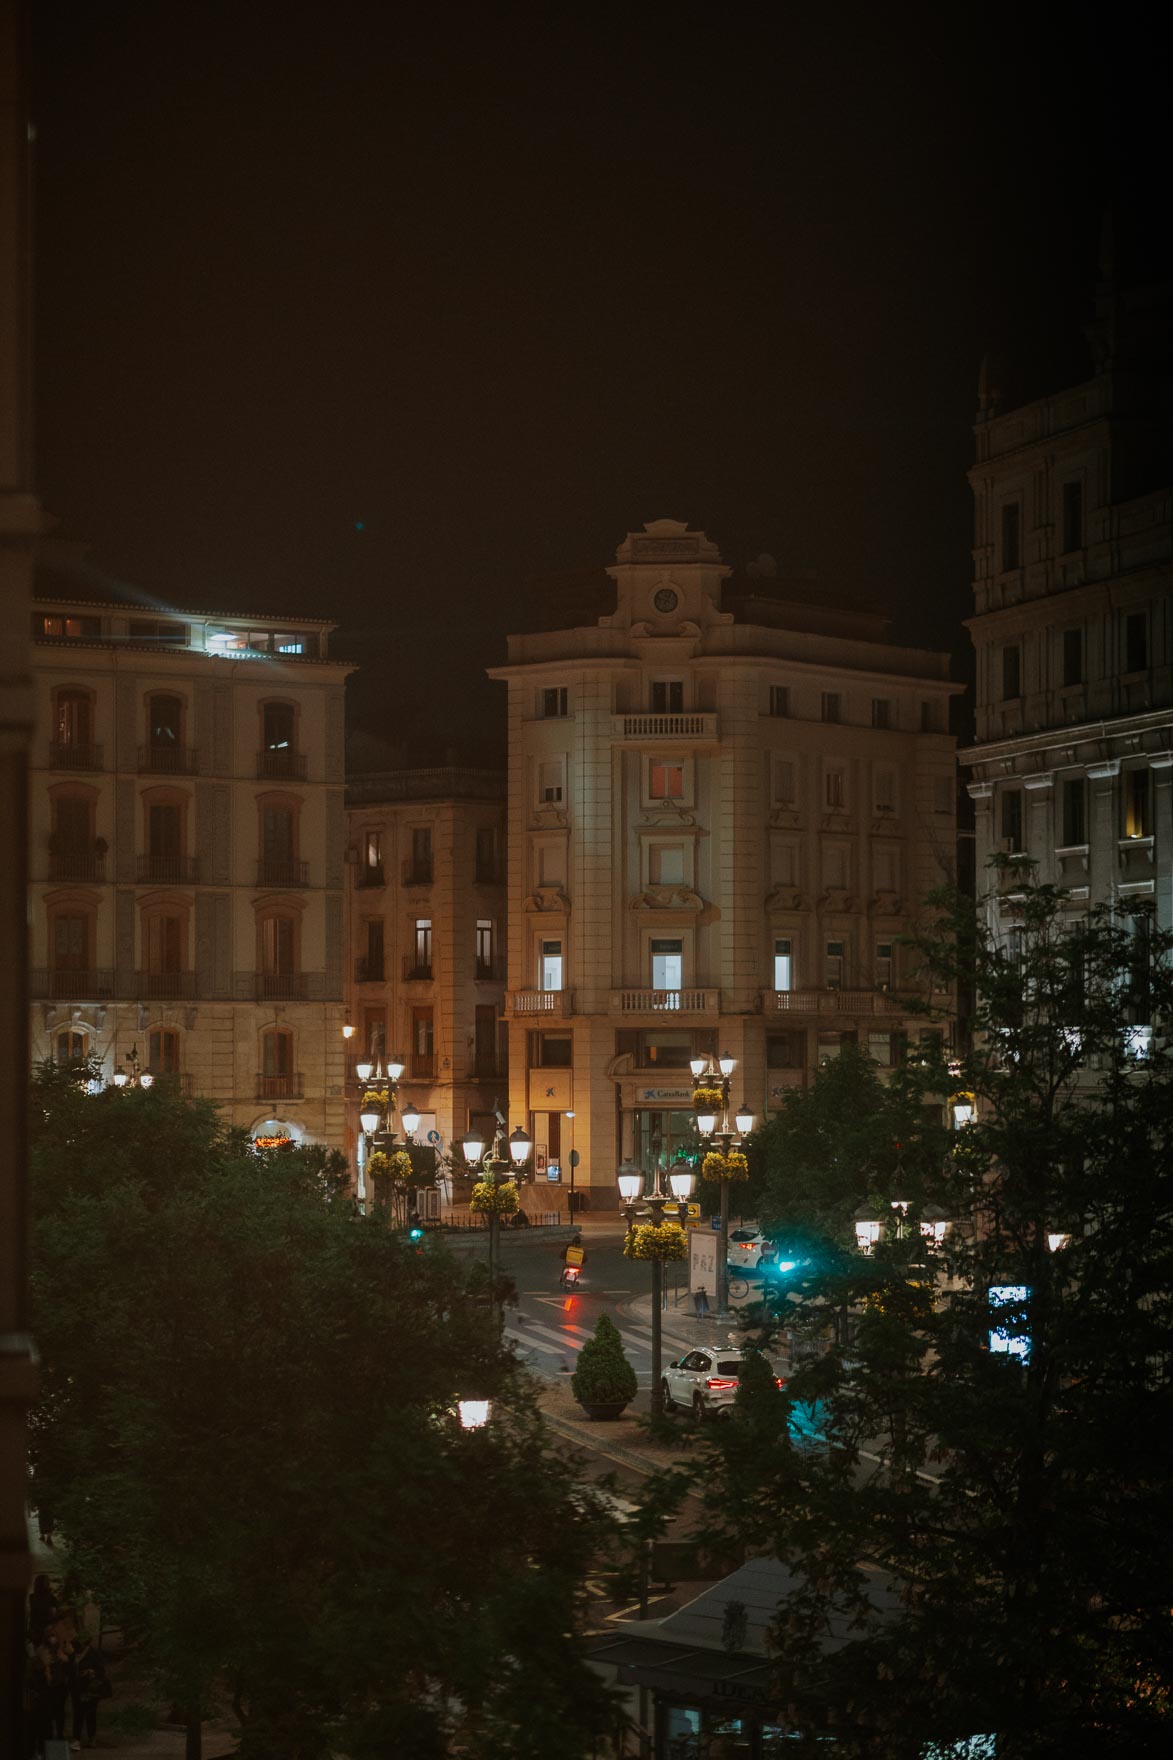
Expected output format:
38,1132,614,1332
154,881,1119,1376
685,1201,701,1229
711,1216,721,1232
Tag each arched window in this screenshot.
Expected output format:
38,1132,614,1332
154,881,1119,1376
45,893,100,997
254,896,306,1000
259,1027,298,1097
49,787,100,881
51,688,99,769
139,897,192,998
142,694,192,774
148,1026,181,1074
140,787,191,883
258,702,303,779
54,1027,88,1064
257,794,305,886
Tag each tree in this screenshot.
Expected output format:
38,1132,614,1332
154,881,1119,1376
28,1063,621,1759
570,1314,638,1413
685,877,1173,1755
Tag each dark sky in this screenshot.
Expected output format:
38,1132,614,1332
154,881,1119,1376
31,2,1166,762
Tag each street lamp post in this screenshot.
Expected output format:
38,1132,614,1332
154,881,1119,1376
690,1053,753,1318
355,1040,407,1216
619,1161,694,1419
462,1119,532,1322
110,1042,154,1090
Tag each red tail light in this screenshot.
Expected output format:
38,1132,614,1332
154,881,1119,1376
706,1376,738,1390
774,1377,785,1389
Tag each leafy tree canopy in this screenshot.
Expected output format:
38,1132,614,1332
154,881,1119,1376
671,879,1173,1756
29,1063,621,1759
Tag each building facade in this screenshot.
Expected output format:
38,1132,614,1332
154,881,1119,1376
344,768,507,1174
29,569,352,1147
962,277,1173,944
491,520,959,1203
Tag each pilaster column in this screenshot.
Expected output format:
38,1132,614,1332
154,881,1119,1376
1150,756,1173,933
1023,773,1054,885
1087,760,1121,906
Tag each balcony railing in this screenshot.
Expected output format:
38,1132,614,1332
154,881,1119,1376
256,1071,305,1100
355,956,385,983
256,857,309,887
611,712,718,741
355,865,385,889
30,968,115,1000
410,1055,436,1080
403,959,434,982
136,970,197,1000
761,988,907,1015
150,1071,194,1097
257,749,308,780
49,741,103,771
137,853,200,884
256,973,308,1001
138,744,200,775
402,860,434,886
611,988,719,1014
48,848,106,882
474,864,504,885
511,989,573,1016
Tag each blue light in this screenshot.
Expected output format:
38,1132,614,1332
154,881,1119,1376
355,520,365,531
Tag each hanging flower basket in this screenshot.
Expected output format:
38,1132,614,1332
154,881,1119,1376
624,1221,689,1261
366,1149,415,1183
692,1085,724,1112
702,1149,749,1183
470,1179,519,1217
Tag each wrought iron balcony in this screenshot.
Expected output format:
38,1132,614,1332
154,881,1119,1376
49,741,103,771
355,956,385,983
48,848,106,882
257,748,308,780
256,973,308,1001
402,859,434,886
138,744,200,775
256,1071,305,1100
30,968,115,1000
136,970,197,1001
256,857,309,887
355,864,385,889
137,854,200,884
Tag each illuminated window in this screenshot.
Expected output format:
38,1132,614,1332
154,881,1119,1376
1124,769,1151,839
475,919,493,977
54,688,93,747
876,942,893,989
651,938,682,991
649,761,683,801
650,845,684,885
540,939,562,992
773,938,792,991
148,695,183,748
413,919,433,975
38,613,99,639
263,702,295,750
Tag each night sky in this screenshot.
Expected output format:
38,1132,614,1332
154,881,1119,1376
31,2,1167,763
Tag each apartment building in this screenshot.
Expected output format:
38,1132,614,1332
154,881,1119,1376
962,275,1173,945
490,520,959,1203
29,558,352,1146
344,768,507,1167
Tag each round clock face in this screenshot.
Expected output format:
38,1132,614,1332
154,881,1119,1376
653,587,679,613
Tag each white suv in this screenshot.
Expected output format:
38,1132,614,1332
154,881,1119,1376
661,1346,783,1419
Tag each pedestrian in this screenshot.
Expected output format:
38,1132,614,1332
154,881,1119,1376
28,1573,57,1645
41,1631,71,1742
71,1633,110,1750
694,1285,711,1319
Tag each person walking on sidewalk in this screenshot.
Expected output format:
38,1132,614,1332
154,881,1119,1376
71,1634,109,1750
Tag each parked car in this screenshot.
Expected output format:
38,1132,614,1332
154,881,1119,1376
661,1345,784,1419
728,1227,769,1269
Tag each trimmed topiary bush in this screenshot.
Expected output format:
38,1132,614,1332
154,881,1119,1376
571,1314,637,1417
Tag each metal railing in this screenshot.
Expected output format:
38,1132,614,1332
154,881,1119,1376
403,959,433,981
611,988,718,1013
762,988,907,1014
137,854,199,884
410,1055,436,1079
257,973,308,1001
49,742,103,771
355,956,385,983
256,857,309,887
30,968,115,1000
150,1071,194,1096
355,865,385,889
138,744,200,774
48,849,105,882
136,971,197,1000
402,859,434,886
257,749,307,780
256,1071,305,1099
511,989,573,1015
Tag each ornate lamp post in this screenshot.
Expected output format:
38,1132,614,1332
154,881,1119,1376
619,1160,693,1418
110,1042,154,1090
355,1043,406,1215
462,1118,532,1322
690,1053,753,1317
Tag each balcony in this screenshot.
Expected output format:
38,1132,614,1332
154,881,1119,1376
137,854,200,884
410,1055,436,1080
256,1071,305,1100
403,959,433,982
30,968,114,1000
257,748,307,780
611,712,718,742
48,847,106,883
511,988,574,1016
256,973,308,1001
355,956,385,983
136,970,197,1001
402,859,434,886
49,741,103,771
256,857,309,888
761,988,907,1015
138,744,200,775
150,1071,194,1097
611,988,719,1014
355,865,385,889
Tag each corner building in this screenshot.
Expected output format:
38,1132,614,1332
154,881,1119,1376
491,521,959,1205
962,277,1173,947
29,563,352,1147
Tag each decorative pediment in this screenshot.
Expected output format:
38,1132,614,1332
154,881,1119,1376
817,889,856,912
769,808,801,830
638,806,697,828
523,886,569,913
870,891,903,914
530,804,568,829
630,885,705,913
